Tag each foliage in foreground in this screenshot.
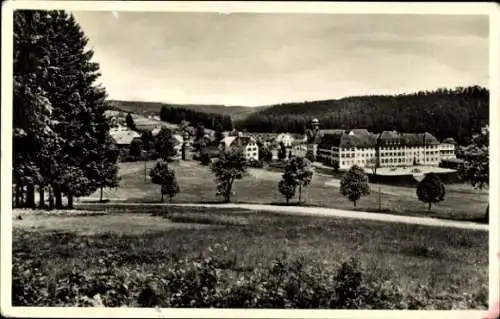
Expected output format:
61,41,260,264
12,243,487,309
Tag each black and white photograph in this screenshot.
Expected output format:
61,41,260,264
2,1,499,318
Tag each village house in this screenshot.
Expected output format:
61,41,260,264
219,136,259,161
172,133,184,155
274,133,295,147
109,126,142,151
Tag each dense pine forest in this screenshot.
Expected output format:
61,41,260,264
159,105,233,131
235,86,489,145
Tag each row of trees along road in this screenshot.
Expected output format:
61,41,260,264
13,10,119,209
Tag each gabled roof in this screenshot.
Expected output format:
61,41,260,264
318,132,377,149
221,136,237,149
349,129,371,136
441,137,457,145
110,129,141,145
379,131,400,141
221,136,256,149
238,136,256,147
399,132,439,146
320,129,346,135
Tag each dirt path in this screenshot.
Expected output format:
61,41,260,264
78,202,488,231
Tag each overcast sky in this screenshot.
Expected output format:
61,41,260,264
72,11,489,106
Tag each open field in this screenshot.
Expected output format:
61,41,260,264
82,160,488,222
12,205,488,308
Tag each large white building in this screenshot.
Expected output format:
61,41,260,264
307,120,456,171
219,136,259,161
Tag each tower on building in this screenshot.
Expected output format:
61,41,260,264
311,118,320,131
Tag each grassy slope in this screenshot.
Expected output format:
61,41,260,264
96,161,488,221
13,205,488,302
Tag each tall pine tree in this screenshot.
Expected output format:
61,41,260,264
13,10,119,209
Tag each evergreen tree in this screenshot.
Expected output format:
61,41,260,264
13,10,119,209
126,112,136,130
13,10,60,208
235,86,489,146
129,138,143,158
214,122,224,145
141,130,155,153
278,142,287,161
416,173,446,211
340,165,371,207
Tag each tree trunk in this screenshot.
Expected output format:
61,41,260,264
39,186,45,208
67,193,74,209
26,184,35,208
15,185,20,208
298,184,302,205
428,202,432,211
55,186,63,209
48,187,54,209
354,200,357,208
225,180,233,203
161,192,164,203
286,198,289,205
20,186,26,206
100,187,104,202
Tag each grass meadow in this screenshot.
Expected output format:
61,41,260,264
88,160,489,222
12,205,488,308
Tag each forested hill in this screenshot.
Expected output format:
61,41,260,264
110,100,267,121
235,86,489,145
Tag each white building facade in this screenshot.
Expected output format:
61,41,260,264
315,127,454,171
220,136,259,161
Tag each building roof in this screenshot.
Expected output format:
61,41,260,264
317,130,440,149
320,129,346,135
221,136,238,149
221,136,256,149
379,130,400,141
110,129,141,145
349,129,371,136
319,132,378,149
441,137,457,145
377,131,440,146
399,132,439,146
238,136,255,147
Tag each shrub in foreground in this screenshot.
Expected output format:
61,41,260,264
12,244,488,309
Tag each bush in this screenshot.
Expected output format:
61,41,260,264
12,244,488,309
247,159,264,168
200,152,211,165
